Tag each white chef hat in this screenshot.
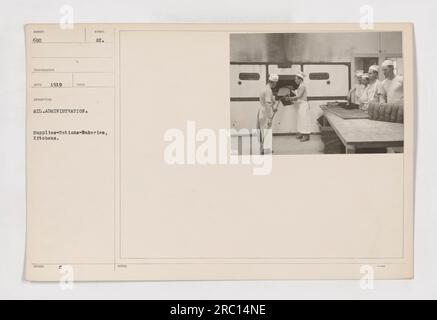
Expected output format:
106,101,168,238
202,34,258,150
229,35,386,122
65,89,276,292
355,70,364,77
368,65,379,73
382,60,395,68
295,71,305,80
268,74,279,82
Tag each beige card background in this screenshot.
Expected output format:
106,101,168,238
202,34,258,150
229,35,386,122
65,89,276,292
25,23,414,281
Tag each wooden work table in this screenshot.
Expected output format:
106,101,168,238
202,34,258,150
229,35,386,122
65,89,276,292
321,105,404,154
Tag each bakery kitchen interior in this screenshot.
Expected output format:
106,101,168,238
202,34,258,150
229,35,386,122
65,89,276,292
230,32,404,155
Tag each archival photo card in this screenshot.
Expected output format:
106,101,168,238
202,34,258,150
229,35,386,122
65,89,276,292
25,24,414,281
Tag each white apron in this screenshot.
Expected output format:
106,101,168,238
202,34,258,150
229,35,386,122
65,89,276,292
257,106,273,152
296,100,312,134
257,84,275,152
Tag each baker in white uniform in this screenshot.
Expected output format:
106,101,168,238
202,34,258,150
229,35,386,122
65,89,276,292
289,72,312,142
358,73,370,110
348,71,365,104
359,66,382,111
257,73,279,154
378,60,404,103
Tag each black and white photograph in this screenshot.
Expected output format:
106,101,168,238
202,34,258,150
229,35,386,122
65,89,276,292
230,32,404,155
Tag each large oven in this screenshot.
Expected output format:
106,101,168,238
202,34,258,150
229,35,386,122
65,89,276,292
230,62,351,134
